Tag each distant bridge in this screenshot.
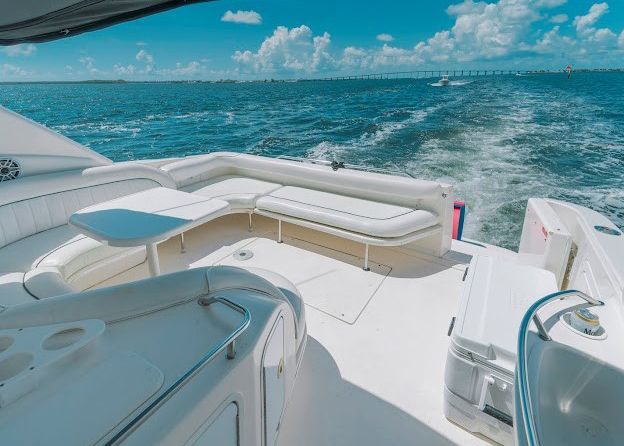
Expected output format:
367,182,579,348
313,67,622,81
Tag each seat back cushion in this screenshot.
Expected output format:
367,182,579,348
163,152,445,208
0,178,159,250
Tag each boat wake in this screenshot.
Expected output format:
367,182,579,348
306,105,440,160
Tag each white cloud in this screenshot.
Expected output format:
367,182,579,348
79,56,101,76
550,13,568,24
232,1,623,75
592,27,616,43
158,61,204,76
136,49,155,73
221,10,262,25
531,26,575,54
376,33,394,42
573,2,608,34
447,0,542,59
136,42,147,47
113,64,136,75
1,63,29,77
566,3,619,50
535,0,567,7
136,49,154,65
3,44,36,57
340,47,370,68
233,25,333,73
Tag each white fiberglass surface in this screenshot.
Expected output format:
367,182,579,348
216,237,391,324
95,214,494,445
530,342,624,446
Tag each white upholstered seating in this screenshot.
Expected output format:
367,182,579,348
0,178,161,249
0,164,174,304
186,176,282,210
256,186,439,238
0,151,453,307
0,225,146,302
163,153,453,254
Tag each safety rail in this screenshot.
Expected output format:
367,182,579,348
276,155,415,178
516,289,604,446
106,296,251,445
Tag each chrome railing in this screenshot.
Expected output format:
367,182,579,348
516,289,604,446
106,296,250,445
276,155,416,178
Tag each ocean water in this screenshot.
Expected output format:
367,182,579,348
2,72,623,250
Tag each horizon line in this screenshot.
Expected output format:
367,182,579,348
2,66,624,84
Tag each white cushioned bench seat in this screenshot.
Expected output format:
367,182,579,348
0,225,83,274
256,186,439,238
0,221,147,300
0,164,175,303
185,176,281,210
0,224,141,274
163,152,454,258
34,236,141,281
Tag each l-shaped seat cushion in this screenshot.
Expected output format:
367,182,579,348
0,224,146,300
187,176,282,211
256,186,439,238
0,224,144,279
0,225,86,274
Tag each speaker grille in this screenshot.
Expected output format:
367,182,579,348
0,159,20,182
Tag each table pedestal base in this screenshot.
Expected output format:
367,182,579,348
146,243,161,276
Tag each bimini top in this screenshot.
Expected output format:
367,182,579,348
0,0,214,45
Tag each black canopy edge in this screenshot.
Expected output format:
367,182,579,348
0,0,215,45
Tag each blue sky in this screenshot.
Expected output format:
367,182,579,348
1,0,623,81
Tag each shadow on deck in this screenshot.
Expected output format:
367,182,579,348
278,337,456,446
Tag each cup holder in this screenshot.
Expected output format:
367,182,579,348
0,352,34,382
42,327,86,351
0,335,14,353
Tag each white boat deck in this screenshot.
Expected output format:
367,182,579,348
96,213,500,445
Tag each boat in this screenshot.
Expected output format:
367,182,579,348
439,74,450,86
0,2,623,446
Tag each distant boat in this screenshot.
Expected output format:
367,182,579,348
439,74,450,86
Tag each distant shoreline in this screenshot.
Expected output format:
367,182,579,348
1,68,623,85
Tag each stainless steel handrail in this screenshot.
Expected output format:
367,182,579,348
276,155,416,178
516,289,604,446
105,296,251,445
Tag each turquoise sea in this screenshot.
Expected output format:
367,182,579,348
1,72,623,250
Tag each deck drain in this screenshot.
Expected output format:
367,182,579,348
232,249,254,261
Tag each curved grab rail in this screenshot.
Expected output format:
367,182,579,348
516,289,604,446
105,296,251,445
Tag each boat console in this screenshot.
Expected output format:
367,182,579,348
0,266,306,445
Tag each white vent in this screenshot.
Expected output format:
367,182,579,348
0,159,20,182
